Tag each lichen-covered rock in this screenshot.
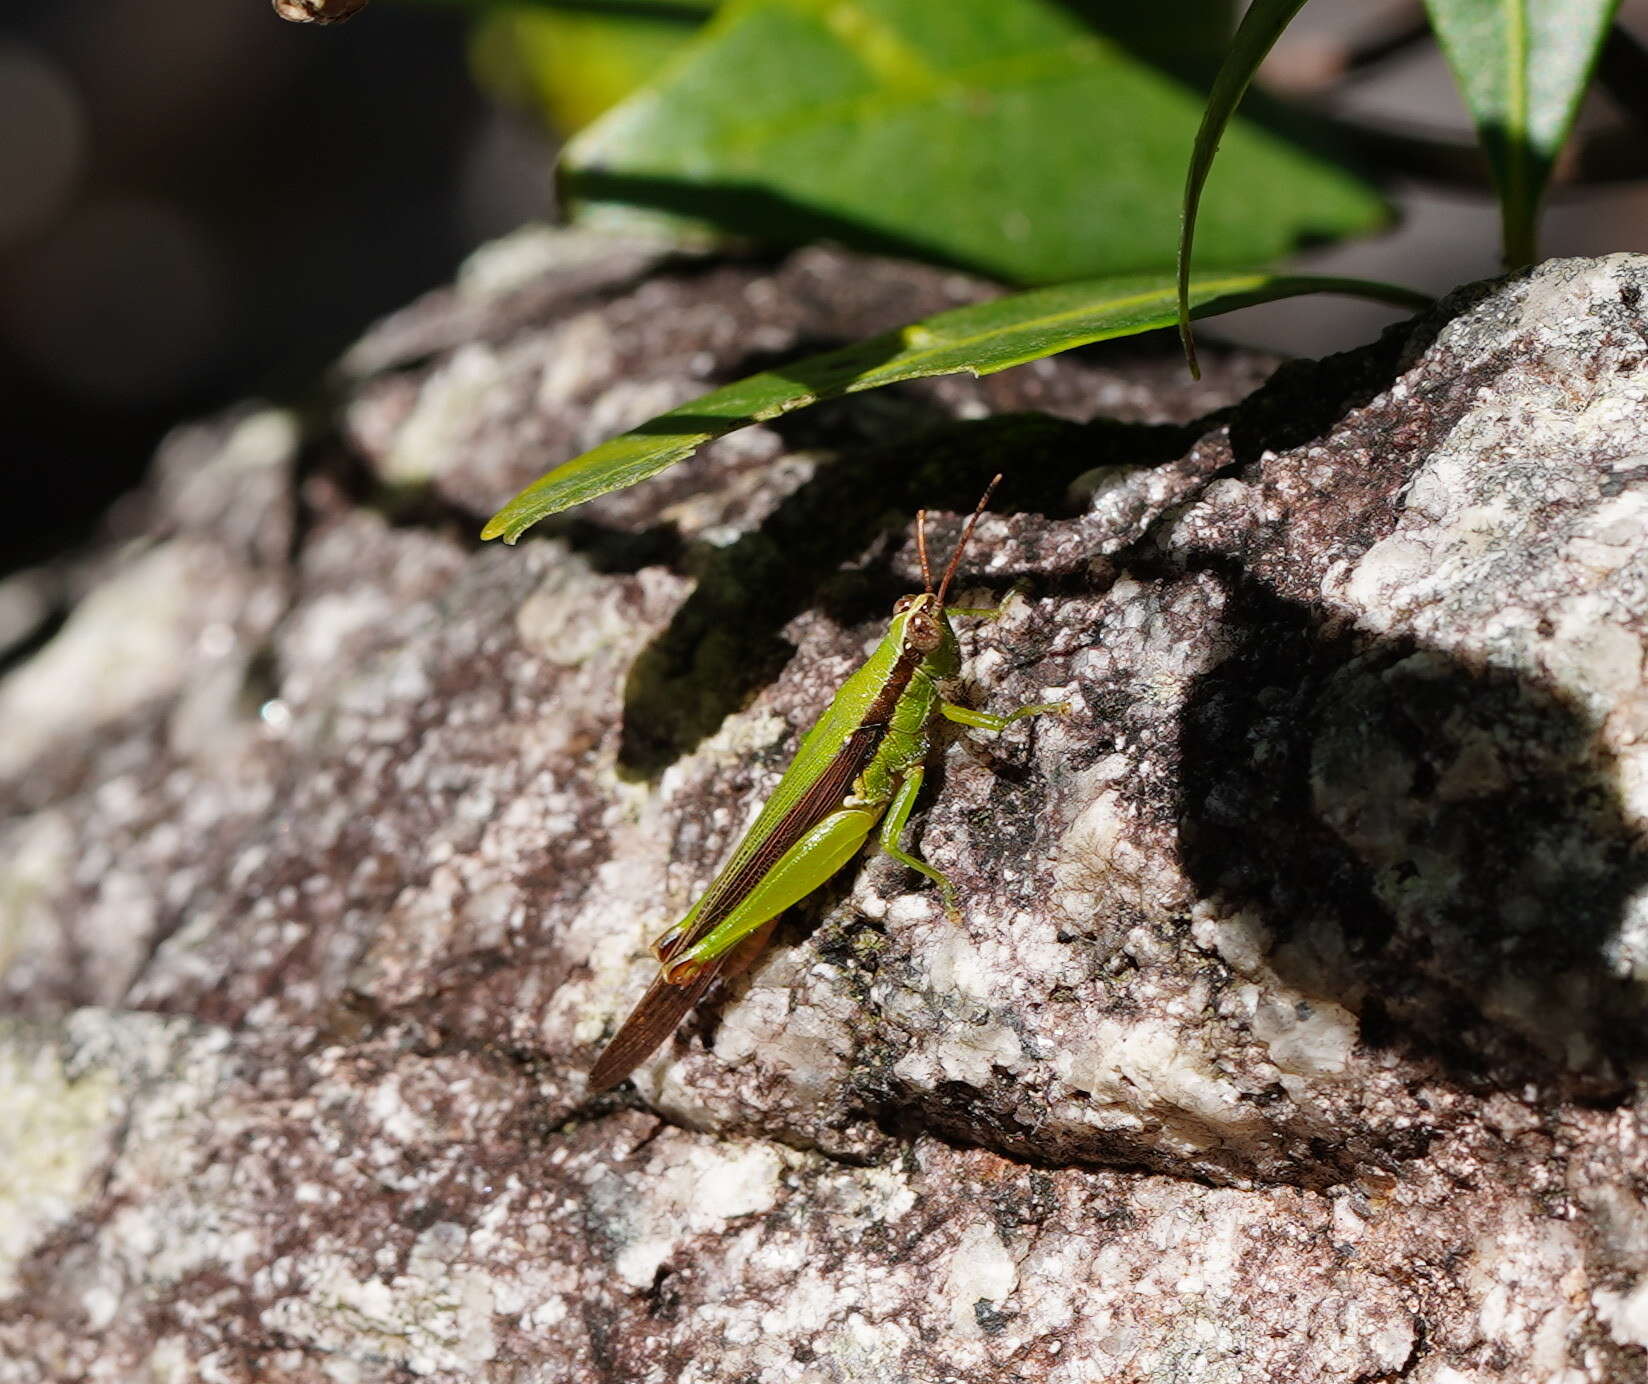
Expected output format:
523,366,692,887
3,241,1648,1382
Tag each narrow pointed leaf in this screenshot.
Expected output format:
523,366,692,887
1176,0,1313,380
482,271,1430,542
1425,0,1620,267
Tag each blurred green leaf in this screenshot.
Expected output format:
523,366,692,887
482,270,1430,541
1175,0,1311,379
1425,0,1620,266
560,0,1387,286
474,1,713,135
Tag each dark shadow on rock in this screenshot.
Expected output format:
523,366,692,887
1221,301,1466,471
616,412,1192,778
554,517,686,576
1178,557,1648,1100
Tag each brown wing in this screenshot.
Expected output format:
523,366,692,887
588,963,725,1092
589,918,781,1092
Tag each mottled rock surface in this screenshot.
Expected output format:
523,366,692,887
4,236,1648,1382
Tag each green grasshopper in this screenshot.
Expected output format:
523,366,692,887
590,477,1067,1090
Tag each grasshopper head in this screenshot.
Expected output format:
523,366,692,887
899,473,1001,680
893,591,960,676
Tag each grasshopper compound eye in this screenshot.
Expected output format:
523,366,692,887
905,611,944,652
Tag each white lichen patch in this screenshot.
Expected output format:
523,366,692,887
815,1159,919,1230
1188,903,1272,978
1008,1178,1417,1383
0,541,240,779
592,1132,786,1289
892,1016,1025,1089
578,376,705,453
1595,1277,1648,1349
668,1160,929,1377
1249,992,1357,1078
712,976,854,1099
380,343,510,486
660,451,818,542
533,311,621,411
455,224,669,302
920,928,1002,1007
260,1247,500,1376
1463,1207,1590,1373
515,551,635,669
1330,319,1648,748
689,707,793,768
0,809,73,987
0,1024,121,1295
0,566,54,656
555,813,691,1052
182,406,297,490
943,1220,1020,1338
1054,1016,1260,1152
1052,785,1172,924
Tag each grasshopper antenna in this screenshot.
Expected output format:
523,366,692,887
915,509,934,593
935,473,1002,606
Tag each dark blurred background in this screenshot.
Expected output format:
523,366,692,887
0,0,551,572
1,0,1644,578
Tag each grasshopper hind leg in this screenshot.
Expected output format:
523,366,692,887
665,807,880,980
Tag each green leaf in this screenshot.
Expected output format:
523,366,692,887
1425,0,1620,267
482,271,1430,542
473,2,714,136
1175,0,1312,381
561,0,1387,286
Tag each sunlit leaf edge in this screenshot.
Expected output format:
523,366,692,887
482,270,1430,543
